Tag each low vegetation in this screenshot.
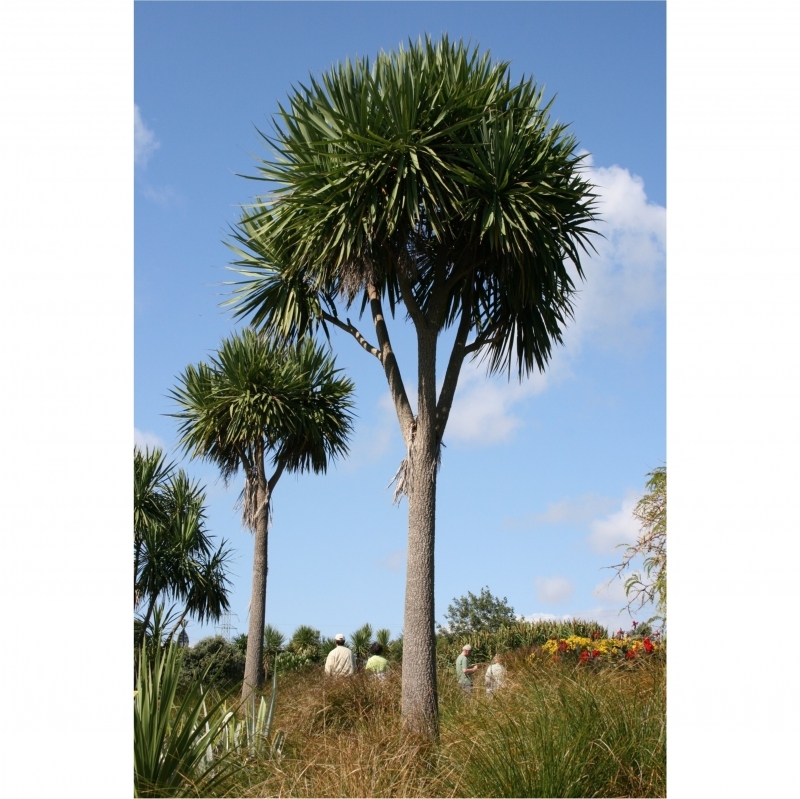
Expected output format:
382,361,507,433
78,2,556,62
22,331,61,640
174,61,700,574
137,618,665,798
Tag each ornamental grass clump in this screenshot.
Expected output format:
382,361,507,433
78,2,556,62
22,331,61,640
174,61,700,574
440,656,666,798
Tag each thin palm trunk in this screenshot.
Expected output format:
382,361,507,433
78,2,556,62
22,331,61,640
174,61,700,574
242,476,269,705
400,329,440,736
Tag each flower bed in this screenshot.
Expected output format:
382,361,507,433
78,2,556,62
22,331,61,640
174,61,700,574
539,633,661,663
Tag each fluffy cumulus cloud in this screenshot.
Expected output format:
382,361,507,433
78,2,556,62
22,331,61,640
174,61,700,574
134,427,166,451
444,357,555,446
442,159,664,447
534,575,574,604
562,157,666,357
587,491,641,553
134,105,160,167
504,493,616,529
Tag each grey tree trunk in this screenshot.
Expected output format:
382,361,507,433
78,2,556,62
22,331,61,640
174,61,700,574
400,329,440,736
241,477,269,706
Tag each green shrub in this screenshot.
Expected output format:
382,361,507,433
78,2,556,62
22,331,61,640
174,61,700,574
179,636,245,691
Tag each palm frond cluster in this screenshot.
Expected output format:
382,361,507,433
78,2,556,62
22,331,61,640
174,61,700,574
134,447,233,651
228,34,598,378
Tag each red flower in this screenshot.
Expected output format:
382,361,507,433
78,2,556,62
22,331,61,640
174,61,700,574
557,640,568,652
625,650,636,660
632,620,638,628
592,650,601,658
579,651,589,663
643,637,654,653
592,631,600,639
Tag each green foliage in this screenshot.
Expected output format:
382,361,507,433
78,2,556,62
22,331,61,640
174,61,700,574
440,586,517,637
134,644,240,797
349,623,373,659
134,447,233,650
275,650,315,675
170,331,355,500
610,466,667,625
264,624,286,653
375,628,392,649
444,658,666,798
320,636,338,659
232,633,248,656
179,636,245,691
227,35,599,380
288,625,322,659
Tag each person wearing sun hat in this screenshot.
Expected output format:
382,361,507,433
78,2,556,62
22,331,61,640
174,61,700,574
324,632,357,676
455,643,478,692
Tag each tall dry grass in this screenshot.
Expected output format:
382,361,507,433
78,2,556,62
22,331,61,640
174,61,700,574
217,648,665,798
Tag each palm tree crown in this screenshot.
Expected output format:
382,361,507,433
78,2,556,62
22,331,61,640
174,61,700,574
227,34,598,379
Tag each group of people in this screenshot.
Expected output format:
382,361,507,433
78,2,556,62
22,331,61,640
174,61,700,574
323,633,389,678
324,634,506,695
456,643,506,694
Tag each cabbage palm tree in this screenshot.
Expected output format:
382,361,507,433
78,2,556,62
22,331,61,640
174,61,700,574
134,447,233,653
170,330,354,704
226,35,598,732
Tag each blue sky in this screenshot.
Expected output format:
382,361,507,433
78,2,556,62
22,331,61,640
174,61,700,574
135,1,666,643
6,1,799,795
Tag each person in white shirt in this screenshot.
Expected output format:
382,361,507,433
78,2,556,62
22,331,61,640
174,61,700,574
484,653,506,695
324,633,357,676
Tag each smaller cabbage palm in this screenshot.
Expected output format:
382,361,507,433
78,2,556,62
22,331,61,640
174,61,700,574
171,330,354,704
349,623,374,660
289,625,322,658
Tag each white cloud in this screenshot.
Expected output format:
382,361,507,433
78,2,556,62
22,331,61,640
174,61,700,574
587,491,641,553
440,159,664,447
376,549,406,572
562,158,666,357
134,105,160,167
534,575,574,604
134,427,166,451
504,493,616,529
444,359,555,445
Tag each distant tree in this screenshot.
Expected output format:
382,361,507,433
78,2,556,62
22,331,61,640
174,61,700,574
179,635,246,691
134,447,233,653
440,587,517,637
608,466,666,625
170,330,354,706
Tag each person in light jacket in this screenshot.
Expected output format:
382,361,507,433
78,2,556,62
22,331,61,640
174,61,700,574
484,653,506,695
325,633,357,676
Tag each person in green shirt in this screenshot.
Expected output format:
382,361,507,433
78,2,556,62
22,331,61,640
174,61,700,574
455,644,478,692
365,642,389,679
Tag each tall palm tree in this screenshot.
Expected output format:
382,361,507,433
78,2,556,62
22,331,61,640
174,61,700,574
134,447,233,653
225,36,599,734
170,329,354,704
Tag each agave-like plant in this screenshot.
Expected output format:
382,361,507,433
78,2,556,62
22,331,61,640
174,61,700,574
349,623,374,660
288,624,321,658
133,644,239,797
375,628,392,650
